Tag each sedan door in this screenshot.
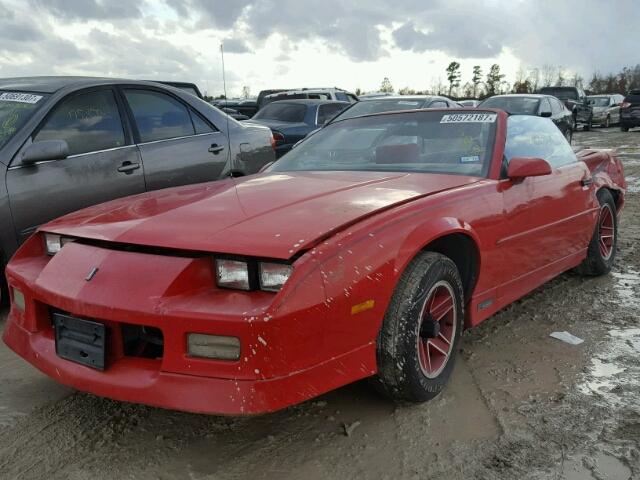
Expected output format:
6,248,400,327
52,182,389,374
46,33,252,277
122,88,229,191
497,115,596,300
6,87,146,244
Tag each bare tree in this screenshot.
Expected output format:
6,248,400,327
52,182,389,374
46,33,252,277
528,67,540,92
541,64,556,87
241,86,251,99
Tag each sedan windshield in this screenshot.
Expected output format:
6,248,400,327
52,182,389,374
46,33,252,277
331,98,427,122
589,97,610,107
0,91,47,149
270,110,497,177
253,102,307,122
480,97,540,115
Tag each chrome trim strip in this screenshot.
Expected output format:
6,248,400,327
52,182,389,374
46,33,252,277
136,132,217,147
8,145,138,170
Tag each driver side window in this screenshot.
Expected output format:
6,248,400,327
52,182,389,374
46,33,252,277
504,116,576,170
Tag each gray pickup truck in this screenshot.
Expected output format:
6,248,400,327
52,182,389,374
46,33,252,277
0,76,275,285
538,86,594,130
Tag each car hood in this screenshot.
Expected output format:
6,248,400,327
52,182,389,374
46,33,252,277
43,171,481,259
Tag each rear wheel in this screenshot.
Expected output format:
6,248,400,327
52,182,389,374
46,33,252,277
621,125,630,132
374,252,463,402
575,189,617,276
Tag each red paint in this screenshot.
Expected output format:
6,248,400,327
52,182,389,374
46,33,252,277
2,111,626,415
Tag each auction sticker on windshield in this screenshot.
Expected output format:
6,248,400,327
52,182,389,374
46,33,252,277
441,113,497,123
0,92,43,104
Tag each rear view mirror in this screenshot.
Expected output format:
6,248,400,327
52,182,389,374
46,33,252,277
507,157,552,180
539,111,552,118
21,140,69,165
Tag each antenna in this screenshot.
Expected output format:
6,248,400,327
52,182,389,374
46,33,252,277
220,43,233,178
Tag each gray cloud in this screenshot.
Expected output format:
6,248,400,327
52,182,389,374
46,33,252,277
29,0,146,21
222,37,252,54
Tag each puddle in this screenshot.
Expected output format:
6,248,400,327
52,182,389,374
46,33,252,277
624,176,640,193
579,327,640,407
611,269,640,309
561,452,632,480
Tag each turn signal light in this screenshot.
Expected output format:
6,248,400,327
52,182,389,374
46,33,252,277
187,333,240,360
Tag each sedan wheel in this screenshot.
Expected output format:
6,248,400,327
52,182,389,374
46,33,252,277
374,252,463,402
604,115,611,128
564,129,573,144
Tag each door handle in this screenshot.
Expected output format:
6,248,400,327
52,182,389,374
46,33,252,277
117,161,141,174
581,177,593,187
208,144,225,155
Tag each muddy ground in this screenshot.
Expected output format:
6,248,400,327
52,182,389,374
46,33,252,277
0,127,638,480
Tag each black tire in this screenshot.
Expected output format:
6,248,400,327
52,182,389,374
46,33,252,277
373,252,464,402
564,128,573,144
583,116,592,131
621,125,629,132
575,189,618,276
604,115,610,128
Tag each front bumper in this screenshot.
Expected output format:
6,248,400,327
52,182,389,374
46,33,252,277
2,240,376,415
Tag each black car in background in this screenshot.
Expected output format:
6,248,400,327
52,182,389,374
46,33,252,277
212,98,259,118
0,76,275,281
245,99,349,157
328,95,459,124
479,94,574,142
620,89,640,131
538,86,593,130
155,81,204,99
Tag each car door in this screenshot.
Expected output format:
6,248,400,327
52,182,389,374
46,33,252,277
497,115,596,298
6,87,146,244
122,88,229,191
610,96,621,124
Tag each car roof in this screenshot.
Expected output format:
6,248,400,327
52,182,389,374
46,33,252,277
486,94,545,99
360,95,438,101
0,76,170,94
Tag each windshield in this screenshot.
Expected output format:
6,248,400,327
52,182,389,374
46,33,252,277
0,91,47,149
270,110,497,177
540,88,576,101
589,97,610,107
332,99,427,122
253,102,307,122
480,97,540,115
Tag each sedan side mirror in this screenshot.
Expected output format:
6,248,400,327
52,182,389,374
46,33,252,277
507,157,552,180
21,140,69,165
539,110,552,118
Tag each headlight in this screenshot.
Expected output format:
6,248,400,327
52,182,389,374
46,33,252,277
259,262,293,292
215,259,250,290
44,233,74,255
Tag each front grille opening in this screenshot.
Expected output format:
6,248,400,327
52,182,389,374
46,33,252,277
122,324,164,359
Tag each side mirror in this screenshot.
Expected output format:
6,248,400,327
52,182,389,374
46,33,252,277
507,157,552,180
22,140,69,165
539,110,552,118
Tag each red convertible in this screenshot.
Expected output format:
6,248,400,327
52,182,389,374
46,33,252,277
3,109,625,415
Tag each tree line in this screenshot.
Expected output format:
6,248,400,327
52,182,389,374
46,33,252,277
370,63,640,100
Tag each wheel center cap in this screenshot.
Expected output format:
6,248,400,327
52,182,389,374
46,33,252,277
421,316,440,338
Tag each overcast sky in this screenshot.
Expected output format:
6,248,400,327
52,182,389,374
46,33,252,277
0,0,637,97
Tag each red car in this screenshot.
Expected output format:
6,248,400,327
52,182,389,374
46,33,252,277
3,109,625,415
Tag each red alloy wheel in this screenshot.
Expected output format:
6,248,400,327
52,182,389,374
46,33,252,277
599,203,615,260
417,281,457,379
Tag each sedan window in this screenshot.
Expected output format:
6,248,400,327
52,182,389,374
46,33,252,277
480,96,540,115
35,90,125,156
125,89,195,143
0,91,48,149
505,115,575,168
252,103,307,123
317,103,348,125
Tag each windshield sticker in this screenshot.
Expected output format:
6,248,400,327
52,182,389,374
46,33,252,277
441,113,497,123
460,155,480,163
397,101,420,106
0,93,43,104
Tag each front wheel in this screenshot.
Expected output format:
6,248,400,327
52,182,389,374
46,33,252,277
374,252,463,402
583,116,592,131
604,115,611,128
575,189,617,276
564,128,573,144
621,125,630,132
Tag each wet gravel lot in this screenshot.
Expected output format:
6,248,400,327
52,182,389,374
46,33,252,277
0,127,638,480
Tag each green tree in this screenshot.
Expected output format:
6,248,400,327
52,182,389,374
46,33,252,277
380,77,394,93
485,64,505,96
446,61,461,96
471,65,482,98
